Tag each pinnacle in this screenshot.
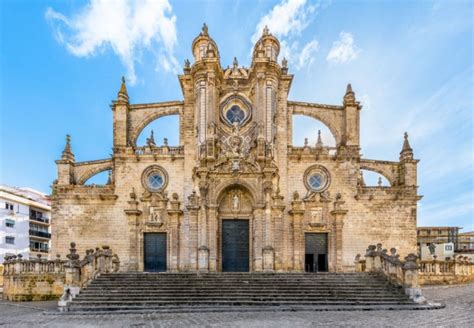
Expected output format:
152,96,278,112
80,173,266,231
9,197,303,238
401,132,412,152
346,83,353,94
61,134,75,162
316,130,323,148
118,76,129,102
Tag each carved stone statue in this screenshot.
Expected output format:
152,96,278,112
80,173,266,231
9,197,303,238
232,193,240,211
428,243,436,255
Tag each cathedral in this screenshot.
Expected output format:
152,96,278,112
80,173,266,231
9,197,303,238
51,25,420,273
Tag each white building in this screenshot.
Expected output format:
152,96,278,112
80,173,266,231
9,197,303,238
0,185,51,263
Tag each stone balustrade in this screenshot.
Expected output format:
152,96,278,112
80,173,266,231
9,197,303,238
354,243,426,304
418,255,474,285
2,242,119,304
2,253,66,301
134,145,184,156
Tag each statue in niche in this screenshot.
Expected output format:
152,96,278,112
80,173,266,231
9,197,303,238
232,193,240,212
149,207,163,226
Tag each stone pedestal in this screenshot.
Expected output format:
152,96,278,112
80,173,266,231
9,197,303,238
198,246,209,271
263,246,275,271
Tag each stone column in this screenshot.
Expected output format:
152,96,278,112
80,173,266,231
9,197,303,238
167,195,182,272
124,194,142,271
330,197,348,272
262,183,274,271
289,198,305,272
253,205,264,271
187,199,200,271
207,205,218,271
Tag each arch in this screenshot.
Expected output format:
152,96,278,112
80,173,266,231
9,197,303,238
359,167,394,187
292,115,336,147
359,159,399,186
128,104,182,146
136,115,179,146
83,170,111,185
214,181,258,207
360,169,391,186
77,167,112,185
74,159,113,185
289,101,344,146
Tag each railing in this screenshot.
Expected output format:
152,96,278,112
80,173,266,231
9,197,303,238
29,230,51,239
355,243,426,304
418,255,474,284
3,243,120,305
30,248,49,253
29,215,50,224
3,254,64,276
288,146,337,157
134,145,184,156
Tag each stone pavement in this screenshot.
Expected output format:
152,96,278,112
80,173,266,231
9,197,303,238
0,283,473,328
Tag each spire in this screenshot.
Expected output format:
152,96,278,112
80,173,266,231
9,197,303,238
233,57,238,69
146,130,156,147
61,134,75,162
316,130,323,148
304,138,308,147
117,76,129,103
343,83,356,106
399,132,414,161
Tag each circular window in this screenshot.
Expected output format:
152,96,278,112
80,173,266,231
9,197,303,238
226,105,246,124
220,95,252,127
141,165,168,192
304,165,330,192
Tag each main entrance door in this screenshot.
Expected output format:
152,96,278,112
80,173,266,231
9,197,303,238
144,233,167,272
305,233,328,272
222,219,249,272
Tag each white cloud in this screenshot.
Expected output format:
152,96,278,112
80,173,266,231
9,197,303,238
295,40,319,70
45,0,179,85
326,31,360,64
251,0,330,70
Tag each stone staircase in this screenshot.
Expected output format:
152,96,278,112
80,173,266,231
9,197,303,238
65,272,435,313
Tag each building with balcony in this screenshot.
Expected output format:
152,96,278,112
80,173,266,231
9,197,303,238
417,226,461,251
0,185,51,263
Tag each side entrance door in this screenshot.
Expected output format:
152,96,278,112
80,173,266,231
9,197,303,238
222,219,249,272
144,233,167,272
305,233,328,272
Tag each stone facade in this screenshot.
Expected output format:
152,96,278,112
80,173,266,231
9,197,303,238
51,25,421,272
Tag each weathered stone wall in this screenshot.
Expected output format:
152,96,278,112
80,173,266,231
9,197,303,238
51,25,420,273
3,273,65,301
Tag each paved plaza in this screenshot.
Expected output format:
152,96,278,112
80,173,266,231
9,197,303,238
1,283,473,328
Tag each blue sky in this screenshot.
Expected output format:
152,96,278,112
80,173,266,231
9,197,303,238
0,0,472,231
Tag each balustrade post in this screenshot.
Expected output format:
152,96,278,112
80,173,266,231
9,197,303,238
365,245,376,271
373,243,383,271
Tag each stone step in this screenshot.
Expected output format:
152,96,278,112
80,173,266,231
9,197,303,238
62,303,443,315
66,272,416,312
